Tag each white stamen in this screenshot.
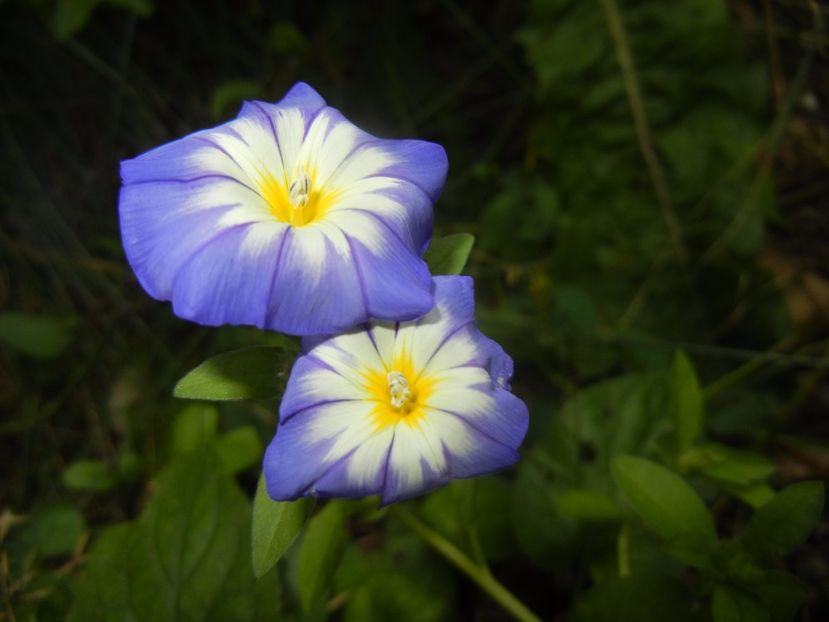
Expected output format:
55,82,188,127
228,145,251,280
288,170,311,208
387,371,412,410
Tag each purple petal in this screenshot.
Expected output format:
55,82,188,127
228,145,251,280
436,407,522,479
279,355,359,421
423,275,476,327
352,182,434,255
170,223,287,328
264,400,383,501
120,131,230,184
347,223,434,321
118,178,263,300
263,228,366,335
380,430,452,506
437,387,529,456
272,82,327,113
372,139,448,203
238,82,327,122
263,411,336,501
311,430,394,499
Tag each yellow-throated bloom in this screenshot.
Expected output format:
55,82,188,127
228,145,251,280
263,276,529,505
119,82,446,335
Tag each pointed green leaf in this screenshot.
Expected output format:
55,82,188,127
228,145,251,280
672,351,703,452
740,480,824,559
210,79,261,120
170,403,219,454
69,448,281,621
612,456,716,547
217,426,263,475
174,346,283,401
424,233,475,275
336,531,456,622
556,488,622,522
712,585,769,622
0,312,75,359
18,504,86,557
297,500,350,612
572,572,696,622
680,444,774,487
251,475,313,578
62,460,117,492
726,483,775,509
748,570,806,622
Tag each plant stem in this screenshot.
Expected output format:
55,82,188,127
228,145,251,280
617,523,631,577
703,0,823,263
391,506,543,622
703,336,796,399
599,0,687,264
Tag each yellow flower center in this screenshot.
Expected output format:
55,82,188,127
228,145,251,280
260,167,339,227
363,353,439,431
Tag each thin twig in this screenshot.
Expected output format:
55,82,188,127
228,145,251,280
1,553,17,622
703,336,798,399
599,0,687,263
702,0,824,262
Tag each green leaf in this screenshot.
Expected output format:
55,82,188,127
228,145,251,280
747,571,805,622
265,21,307,54
68,523,134,621
336,532,456,622
174,346,283,401
18,505,86,557
297,500,350,612
62,460,117,492
556,489,622,522
424,233,475,275
511,453,580,570
251,474,313,578
478,171,558,261
726,483,775,509
53,0,152,41
672,351,703,452
740,481,824,559
612,456,716,548
571,572,696,622
53,0,98,40
217,426,263,474
419,478,517,562
210,80,262,120
0,312,75,359
712,585,769,622
680,444,774,487
69,447,281,621
170,403,219,454
511,373,676,571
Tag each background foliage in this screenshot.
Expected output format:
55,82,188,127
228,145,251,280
2,0,829,620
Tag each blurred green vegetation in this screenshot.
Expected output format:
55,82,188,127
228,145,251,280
2,0,829,620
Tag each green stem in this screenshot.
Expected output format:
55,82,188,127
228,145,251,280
391,506,543,622
617,524,631,578
703,337,795,399
599,0,687,263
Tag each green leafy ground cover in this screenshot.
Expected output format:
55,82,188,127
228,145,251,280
2,1,829,620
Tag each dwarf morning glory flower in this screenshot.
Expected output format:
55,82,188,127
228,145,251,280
119,82,447,335
263,276,529,505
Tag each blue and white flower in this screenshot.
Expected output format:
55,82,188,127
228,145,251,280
263,276,529,505
119,82,447,335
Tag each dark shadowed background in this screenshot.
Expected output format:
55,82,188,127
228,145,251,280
2,1,829,620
